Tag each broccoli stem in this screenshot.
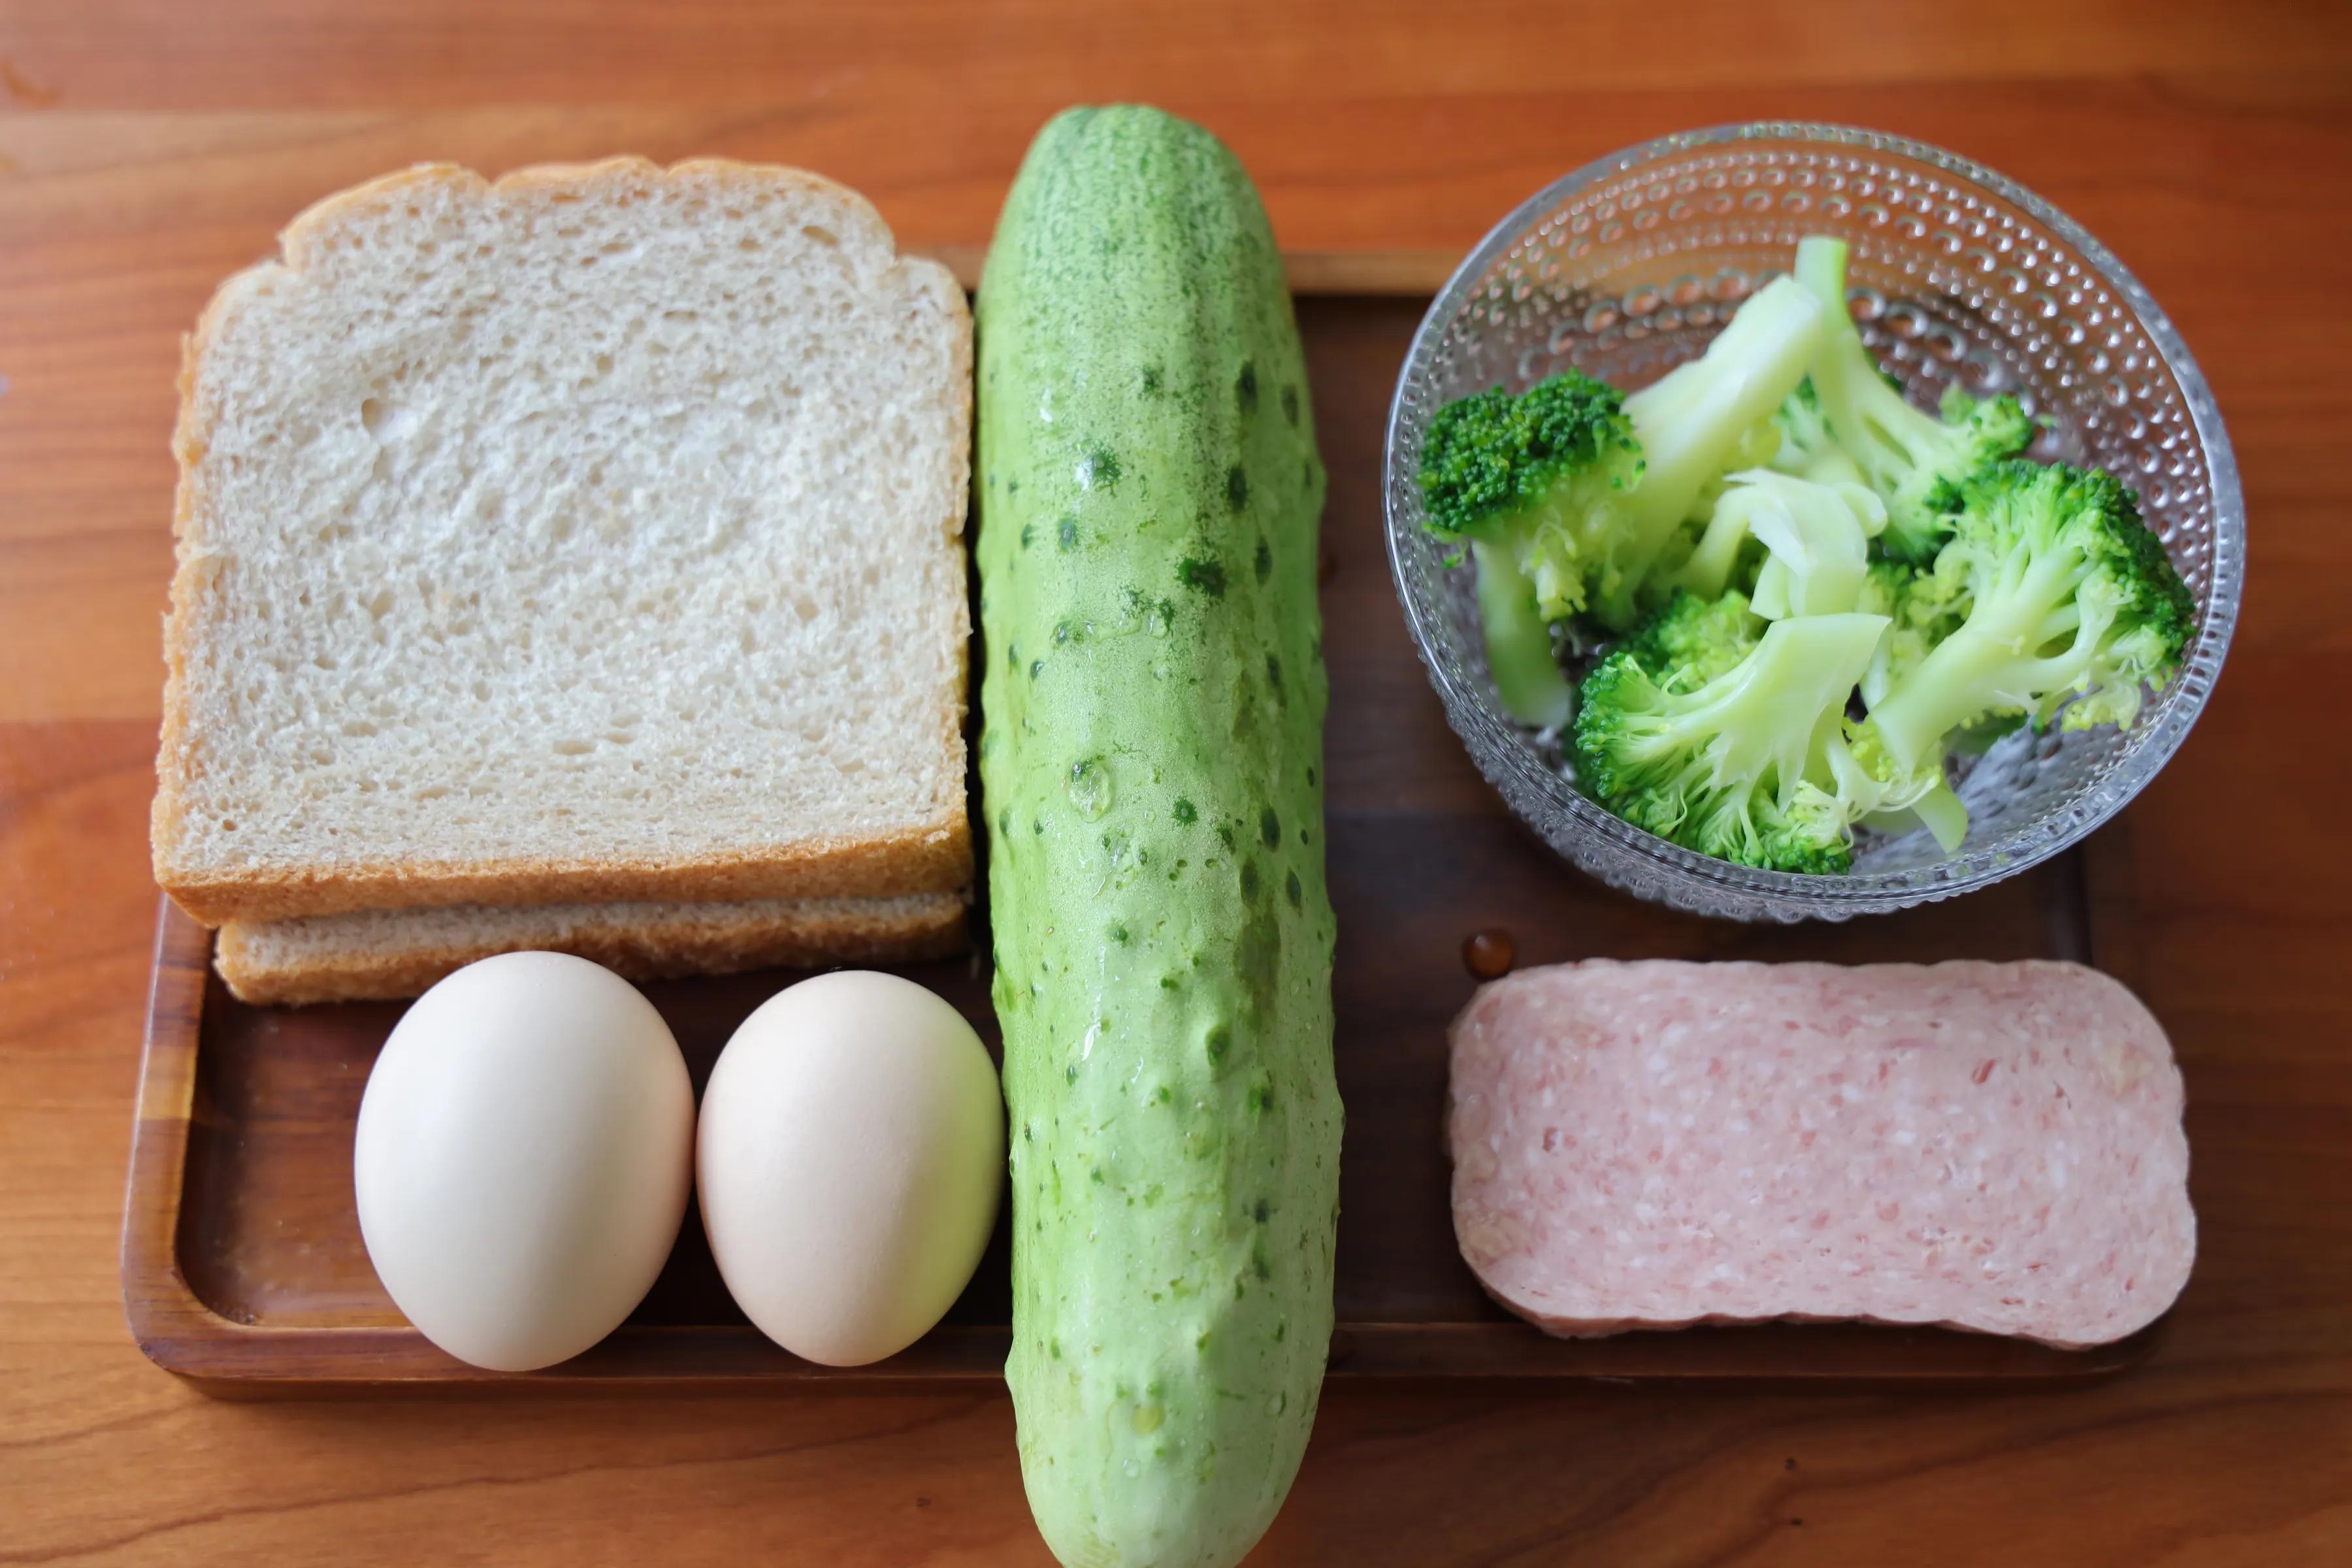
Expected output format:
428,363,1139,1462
1867,623,2084,772
1470,541,1575,728
1794,236,1976,561
1734,470,1879,619
1685,612,1889,808
1601,275,1824,627
1906,782,1970,852
1667,498,1756,604
1800,443,1869,488
1859,783,1969,854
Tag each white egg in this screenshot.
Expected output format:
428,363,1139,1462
353,951,694,1372
698,970,1004,1367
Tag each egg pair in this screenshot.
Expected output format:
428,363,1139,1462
353,955,1004,1373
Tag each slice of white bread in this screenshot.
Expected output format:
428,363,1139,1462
154,157,972,926
214,890,970,1005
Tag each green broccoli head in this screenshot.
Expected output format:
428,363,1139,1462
1855,459,2197,772
1416,370,1641,619
1665,774,1854,876
1793,237,2033,561
1572,611,1891,875
1418,370,1633,534
1620,588,1759,693
1578,647,1852,874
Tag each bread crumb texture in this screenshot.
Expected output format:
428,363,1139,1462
154,159,972,921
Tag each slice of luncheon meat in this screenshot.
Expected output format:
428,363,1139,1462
1446,960,2193,1349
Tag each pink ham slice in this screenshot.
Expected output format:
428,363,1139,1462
1446,960,2193,1349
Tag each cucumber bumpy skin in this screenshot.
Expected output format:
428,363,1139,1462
976,105,1341,1568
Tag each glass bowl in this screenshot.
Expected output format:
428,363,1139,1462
1383,122,2244,922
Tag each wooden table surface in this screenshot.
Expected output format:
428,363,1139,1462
5,2,2351,1561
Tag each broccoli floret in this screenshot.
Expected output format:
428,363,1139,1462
1852,460,2196,776
1620,588,1759,693
1795,236,2032,561
1573,611,1890,874
1419,274,1822,634
1416,371,1633,725
1417,369,1642,624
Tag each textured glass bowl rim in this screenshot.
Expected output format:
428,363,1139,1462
1383,121,2246,915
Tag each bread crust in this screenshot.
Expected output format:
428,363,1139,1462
161,819,972,926
214,890,971,1006
153,156,973,926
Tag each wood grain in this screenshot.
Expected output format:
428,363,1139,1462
6,0,2352,1561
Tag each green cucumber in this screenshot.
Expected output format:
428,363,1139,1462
975,105,1342,1568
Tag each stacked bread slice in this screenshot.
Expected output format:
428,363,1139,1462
153,159,973,1003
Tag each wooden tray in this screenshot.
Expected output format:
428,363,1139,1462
122,280,2164,1396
